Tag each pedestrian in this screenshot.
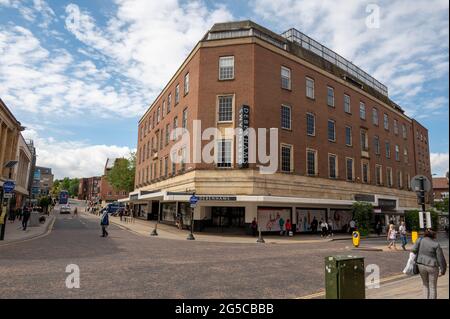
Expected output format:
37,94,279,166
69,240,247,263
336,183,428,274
399,221,408,250
411,229,447,299
349,219,356,233
387,224,397,250
285,218,292,236
278,216,285,235
311,217,318,233
100,209,109,237
251,218,258,236
9,208,16,223
22,205,31,231
327,219,334,237
320,220,328,238
375,220,382,236
119,208,124,222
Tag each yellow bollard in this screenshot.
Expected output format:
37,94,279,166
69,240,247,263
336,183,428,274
352,231,361,248
411,231,418,244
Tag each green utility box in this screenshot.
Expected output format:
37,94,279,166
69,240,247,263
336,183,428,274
325,255,365,299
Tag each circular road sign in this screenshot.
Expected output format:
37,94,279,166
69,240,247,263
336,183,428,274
3,181,15,193
411,175,431,192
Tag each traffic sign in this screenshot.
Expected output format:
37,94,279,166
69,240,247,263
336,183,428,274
2,181,15,193
411,175,431,192
189,195,199,205
3,193,12,199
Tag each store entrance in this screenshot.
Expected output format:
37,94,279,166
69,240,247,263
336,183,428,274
210,207,245,232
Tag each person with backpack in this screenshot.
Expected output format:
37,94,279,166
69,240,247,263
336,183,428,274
411,229,447,299
100,209,109,237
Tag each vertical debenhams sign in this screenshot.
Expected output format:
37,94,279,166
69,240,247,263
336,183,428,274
237,105,249,168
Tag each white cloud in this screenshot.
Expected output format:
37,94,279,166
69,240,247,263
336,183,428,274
22,127,133,179
430,153,449,176
251,0,449,117
0,0,56,27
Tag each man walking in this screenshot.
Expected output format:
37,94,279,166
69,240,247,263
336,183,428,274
100,209,109,237
399,221,408,250
22,205,31,231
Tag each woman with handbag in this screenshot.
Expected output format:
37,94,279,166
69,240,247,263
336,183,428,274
411,229,447,299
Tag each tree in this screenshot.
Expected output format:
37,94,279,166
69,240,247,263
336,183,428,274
69,178,79,197
434,197,449,213
50,180,61,198
405,209,439,231
351,202,373,236
107,153,136,192
39,196,52,214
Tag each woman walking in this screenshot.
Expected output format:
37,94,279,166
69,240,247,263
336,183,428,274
387,224,397,249
412,229,447,299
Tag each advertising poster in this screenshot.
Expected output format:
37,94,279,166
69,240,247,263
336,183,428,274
296,209,326,232
257,207,291,232
329,210,353,232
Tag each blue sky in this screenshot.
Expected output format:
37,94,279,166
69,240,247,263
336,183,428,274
1,0,448,179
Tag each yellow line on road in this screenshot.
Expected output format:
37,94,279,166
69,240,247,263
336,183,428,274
295,273,408,299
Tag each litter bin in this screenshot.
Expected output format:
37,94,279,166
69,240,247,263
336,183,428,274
325,255,365,299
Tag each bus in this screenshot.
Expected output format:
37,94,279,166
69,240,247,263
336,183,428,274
59,190,69,205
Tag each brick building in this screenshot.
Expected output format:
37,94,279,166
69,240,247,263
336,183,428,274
124,21,432,233
78,158,128,205
433,177,449,202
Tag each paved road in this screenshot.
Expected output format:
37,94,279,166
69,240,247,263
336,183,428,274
0,207,448,298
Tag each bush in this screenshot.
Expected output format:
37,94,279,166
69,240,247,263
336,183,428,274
352,202,373,236
405,209,439,231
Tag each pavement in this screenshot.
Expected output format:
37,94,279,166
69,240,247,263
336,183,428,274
84,210,355,244
0,212,55,246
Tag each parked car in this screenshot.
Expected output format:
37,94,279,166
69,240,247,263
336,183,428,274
60,204,71,214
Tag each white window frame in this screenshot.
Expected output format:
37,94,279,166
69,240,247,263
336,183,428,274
184,72,189,95
327,86,335,107
281,104,292,130
306,77,315,99
372,107,379,125
361,162,370,184
328,119,336,142
281,66,291,90
375,164,383,185
306,112,316,136
280,144,293,173
345,126,352,146
386,167,393,187
359,102,366,120
216,139,233,168
344,94,351,113
219,56,235,80
346,157,355,181
217,95,234,123
328,153,338,179
306,148,318,176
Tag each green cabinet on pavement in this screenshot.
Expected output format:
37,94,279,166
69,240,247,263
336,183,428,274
325,255,365,299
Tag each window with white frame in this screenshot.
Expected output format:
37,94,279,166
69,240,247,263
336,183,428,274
307,149,317,176
407,173,411,189
281,66,291,90
328,120,336,142
397,170,403,188
167,93,172,113
344,94,351,113
372,107,379,125
173,116,178,139
385,141,391,158
281,105,291,130
362,162,369,183
165,124,170,146
374,135,380,155
327,86,335,107
162,100,165,118
328,154,337,179
346,158,354,181
171,151,176,174
359,102,366,120
218,95,233,122
360,129,368,151
175,84,180,104
160,128,164,150
181,147,186,171
306,113,315,136
306,77,315,99
386,167,393,187
404,148,408,163
219,56,234,80
402,124,407,139
217,139,232,168
157,106,161,123
384,113,389,130
376,165,382,185
394,119,399,135
281,144,292,172
345,126,352,146
164,156,168,177
182,108,188,129
395,144,400,161
184,73,189,95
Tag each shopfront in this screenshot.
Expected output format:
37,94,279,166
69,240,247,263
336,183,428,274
296,208,326,232
257,207,292,232
159,201,191,227
211,206,245,229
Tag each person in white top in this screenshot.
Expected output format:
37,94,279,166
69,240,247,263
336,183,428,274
387,224,397,250
349,219,356,233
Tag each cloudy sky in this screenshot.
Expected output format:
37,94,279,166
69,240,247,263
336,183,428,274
1,0,448,179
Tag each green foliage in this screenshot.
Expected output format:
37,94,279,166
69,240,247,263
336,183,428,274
351,202,373,236
106,153,136,192
39,196,52,208
54,177,79,197
434,197,449,212
405,209,439,231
